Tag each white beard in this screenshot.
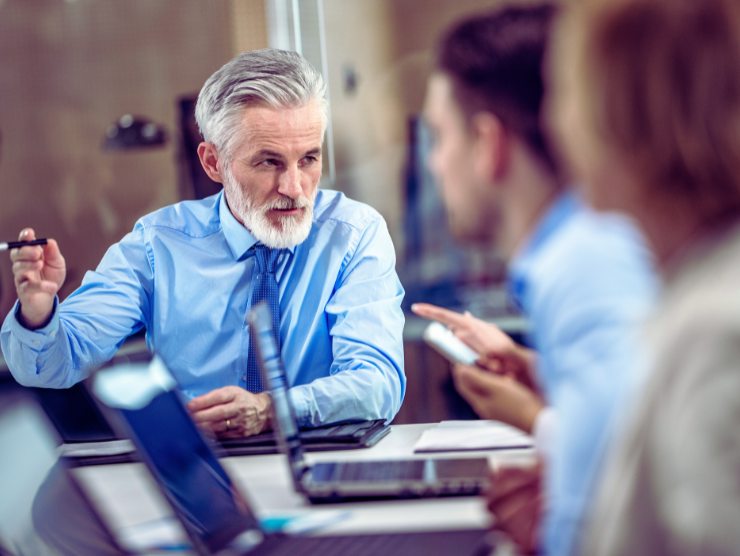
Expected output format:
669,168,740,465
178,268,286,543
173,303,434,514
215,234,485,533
222,168,315,249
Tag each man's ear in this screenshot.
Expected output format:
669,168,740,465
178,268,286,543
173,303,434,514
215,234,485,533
197,142,225,184
470,112,509,183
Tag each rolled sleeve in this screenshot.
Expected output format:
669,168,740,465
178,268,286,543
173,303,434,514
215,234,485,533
7,298,61,347
288,385,314,428
1,298,63,386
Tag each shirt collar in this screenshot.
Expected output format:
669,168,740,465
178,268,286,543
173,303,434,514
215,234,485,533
508,190,582,311
218,190,298,260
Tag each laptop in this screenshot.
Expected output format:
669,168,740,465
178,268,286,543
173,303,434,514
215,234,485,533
0,382,129,555
89,355,493,555
248,302,492,503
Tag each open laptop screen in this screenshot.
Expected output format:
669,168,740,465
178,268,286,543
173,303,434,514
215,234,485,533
0,384,125,555
92,356,263,554
249,302,307,487
0,392,68,555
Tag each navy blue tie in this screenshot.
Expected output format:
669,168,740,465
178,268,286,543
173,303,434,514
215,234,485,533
246,245,282,392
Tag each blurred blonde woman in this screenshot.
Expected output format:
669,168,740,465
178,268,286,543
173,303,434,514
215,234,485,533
550,0,740,553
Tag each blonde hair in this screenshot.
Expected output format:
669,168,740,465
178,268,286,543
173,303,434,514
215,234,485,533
565,0,740,220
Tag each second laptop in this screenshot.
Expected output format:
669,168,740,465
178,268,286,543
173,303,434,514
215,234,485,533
248,302,492,503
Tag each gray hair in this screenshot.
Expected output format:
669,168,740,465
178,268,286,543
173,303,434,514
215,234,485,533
195,48,328,160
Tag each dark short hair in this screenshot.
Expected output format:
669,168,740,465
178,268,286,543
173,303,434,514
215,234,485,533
435,3,558,172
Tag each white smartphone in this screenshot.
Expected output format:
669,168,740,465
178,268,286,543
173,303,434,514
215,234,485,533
422,321,479,366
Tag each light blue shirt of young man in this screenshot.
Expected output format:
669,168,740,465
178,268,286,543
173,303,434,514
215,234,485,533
0,189,406,427
508,191,657,556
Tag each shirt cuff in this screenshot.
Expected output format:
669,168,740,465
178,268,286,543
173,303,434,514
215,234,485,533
8,298,60,350
533,406,557,459
288,385,314,428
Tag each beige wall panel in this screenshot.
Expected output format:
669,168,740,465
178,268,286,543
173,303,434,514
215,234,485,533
0,0,239,316
231,0,269,54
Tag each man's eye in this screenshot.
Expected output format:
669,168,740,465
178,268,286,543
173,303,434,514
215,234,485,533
260,159,280,167
300,155,319,166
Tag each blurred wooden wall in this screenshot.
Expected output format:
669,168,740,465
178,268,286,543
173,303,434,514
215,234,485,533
0,0,267,317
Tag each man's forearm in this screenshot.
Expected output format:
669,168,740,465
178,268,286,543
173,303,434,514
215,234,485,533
289,366,403,427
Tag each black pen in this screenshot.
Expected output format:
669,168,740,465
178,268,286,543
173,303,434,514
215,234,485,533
0,238,48,251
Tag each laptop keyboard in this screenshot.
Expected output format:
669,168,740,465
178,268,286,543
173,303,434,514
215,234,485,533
332,460,425,482
255,529,490,556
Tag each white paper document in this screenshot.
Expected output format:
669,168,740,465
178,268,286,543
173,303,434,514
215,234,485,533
413,420,533,453
57,439,135,458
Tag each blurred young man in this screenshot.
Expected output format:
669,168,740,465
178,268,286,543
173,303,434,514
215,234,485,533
2,49,405,437
415,5,656,554
551,0,740,553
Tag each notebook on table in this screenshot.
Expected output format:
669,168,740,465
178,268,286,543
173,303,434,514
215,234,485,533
248,302,493,504
59,420,389,465
44,351,389,465
218,418,390,455
89,354,493,556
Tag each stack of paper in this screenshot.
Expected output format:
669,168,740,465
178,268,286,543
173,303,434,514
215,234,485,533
413,420,533,453
57,439,135,458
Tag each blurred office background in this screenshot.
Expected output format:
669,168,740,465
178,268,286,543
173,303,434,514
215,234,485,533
0,0,526,423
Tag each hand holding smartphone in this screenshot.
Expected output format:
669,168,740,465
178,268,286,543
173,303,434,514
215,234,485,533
422,322,479,366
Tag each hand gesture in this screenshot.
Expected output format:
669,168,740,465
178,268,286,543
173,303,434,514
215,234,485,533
10,228,66,328
452,363,544,433
412,302,538,391
187,386,272,438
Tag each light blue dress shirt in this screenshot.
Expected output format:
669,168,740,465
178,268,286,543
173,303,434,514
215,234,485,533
508,192,657,556
1,189,406,427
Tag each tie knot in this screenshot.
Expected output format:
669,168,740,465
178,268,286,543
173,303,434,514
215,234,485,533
254,245,282,273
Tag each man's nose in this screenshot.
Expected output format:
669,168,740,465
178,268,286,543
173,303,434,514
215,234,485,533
277,165,303,198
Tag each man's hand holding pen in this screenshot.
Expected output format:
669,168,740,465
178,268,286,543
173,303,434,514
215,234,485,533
8,228,66,329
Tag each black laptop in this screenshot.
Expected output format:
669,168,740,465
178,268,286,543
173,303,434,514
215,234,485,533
248,302,492,503
89,355,493,555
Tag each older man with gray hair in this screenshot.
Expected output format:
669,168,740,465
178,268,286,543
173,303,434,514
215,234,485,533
1,49,406,437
